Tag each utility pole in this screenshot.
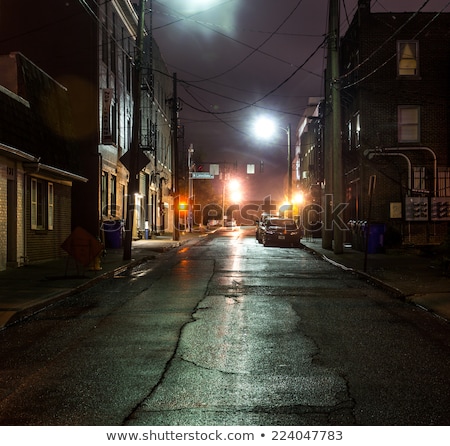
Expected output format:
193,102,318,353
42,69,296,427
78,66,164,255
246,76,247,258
123,0,146,260
171,73,180,241
329,0,344,254
287,123,292,206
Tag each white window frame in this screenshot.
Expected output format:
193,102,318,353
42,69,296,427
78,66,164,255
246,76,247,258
31,178,54,230
31,178,38,230
48,182,54,230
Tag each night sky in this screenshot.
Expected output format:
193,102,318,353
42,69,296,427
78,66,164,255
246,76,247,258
151,0,450,201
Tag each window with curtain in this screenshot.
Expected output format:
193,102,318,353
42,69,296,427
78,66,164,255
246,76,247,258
397,41,419,77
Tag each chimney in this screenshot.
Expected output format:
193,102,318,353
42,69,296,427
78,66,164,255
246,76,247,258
358,0,371,14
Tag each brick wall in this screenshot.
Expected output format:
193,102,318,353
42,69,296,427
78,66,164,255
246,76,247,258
340,11,450,246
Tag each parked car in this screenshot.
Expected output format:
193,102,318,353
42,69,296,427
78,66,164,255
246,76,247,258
224,218,238,230
261,217,302,247
207,219,220,230
256,213,278,243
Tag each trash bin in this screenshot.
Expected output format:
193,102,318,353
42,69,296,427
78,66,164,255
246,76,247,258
102,220,123,249
366,223,385,254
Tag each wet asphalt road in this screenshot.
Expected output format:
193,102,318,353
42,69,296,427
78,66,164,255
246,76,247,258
0,228,450,426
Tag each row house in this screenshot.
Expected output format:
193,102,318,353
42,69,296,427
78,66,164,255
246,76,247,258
293,97,324,200
298,1,450,248
0,53,87,270
0,0,175,247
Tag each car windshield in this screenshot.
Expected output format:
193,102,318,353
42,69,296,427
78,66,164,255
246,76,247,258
267,219,297,230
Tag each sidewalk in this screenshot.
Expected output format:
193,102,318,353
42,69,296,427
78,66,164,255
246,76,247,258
301,237,450,322
0,232,205,329
1,230,450,330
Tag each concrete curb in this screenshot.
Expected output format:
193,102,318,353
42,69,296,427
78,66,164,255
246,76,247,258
2,255,154,330
300,242,450,323
300,243,406,299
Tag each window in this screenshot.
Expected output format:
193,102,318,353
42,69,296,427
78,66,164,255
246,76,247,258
397,41,419,77
438,168,450,197
31,178,53,230
398,106,420,143
102,25,109,65
346,113,360,150
110,175,117,217
110,14,116,73
413,166,426,192
48,183,54,230
101,172,108,216
354,113,361,147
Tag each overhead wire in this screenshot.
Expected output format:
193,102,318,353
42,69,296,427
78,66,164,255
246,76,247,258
189,0,306,83
153,0,323,83
342,0,450,89
340,0,432,85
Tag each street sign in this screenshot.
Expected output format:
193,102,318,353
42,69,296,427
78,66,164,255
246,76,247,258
191,172,214,179
119,150,150,172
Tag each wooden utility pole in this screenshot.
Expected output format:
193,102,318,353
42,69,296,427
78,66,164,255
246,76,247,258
123,0,146,260
171,73,180,241
329,0,344,254
287,123,292,205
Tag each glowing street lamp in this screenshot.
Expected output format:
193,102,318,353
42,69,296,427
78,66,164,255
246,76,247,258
229,179,242,203
222,178,241,226
254,117,293,206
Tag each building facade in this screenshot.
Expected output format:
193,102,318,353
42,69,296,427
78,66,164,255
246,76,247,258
0,0,175,246
0,53,87,270
340,2,450,247
298,2,450,248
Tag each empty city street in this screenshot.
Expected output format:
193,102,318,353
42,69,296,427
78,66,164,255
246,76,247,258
0,228,449,426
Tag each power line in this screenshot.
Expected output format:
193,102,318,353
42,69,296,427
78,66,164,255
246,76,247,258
193,0,306,83
153,0,324,83
340,0,432,84
342,1,450,89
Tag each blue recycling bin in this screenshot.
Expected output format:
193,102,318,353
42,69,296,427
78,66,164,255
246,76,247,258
366,223,385,254
102,220,123,249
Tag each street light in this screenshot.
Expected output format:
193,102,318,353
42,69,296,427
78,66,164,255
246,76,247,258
187,144,194,232
222,178,241,226
253,117,293,209
229,179,242,203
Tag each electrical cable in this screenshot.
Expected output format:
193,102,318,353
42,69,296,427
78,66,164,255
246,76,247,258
191,0,306,83
153,0,322,83
342,0,450,89
177,36,327,117
340,0,431,84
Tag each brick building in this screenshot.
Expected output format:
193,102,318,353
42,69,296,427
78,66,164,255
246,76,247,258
0,0,175,243
298,2,450,248
340,2,450,247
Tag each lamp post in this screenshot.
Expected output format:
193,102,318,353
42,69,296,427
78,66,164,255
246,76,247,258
187,144,194,232
222,178,241,227
285,123,293,206
254,117,293,208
